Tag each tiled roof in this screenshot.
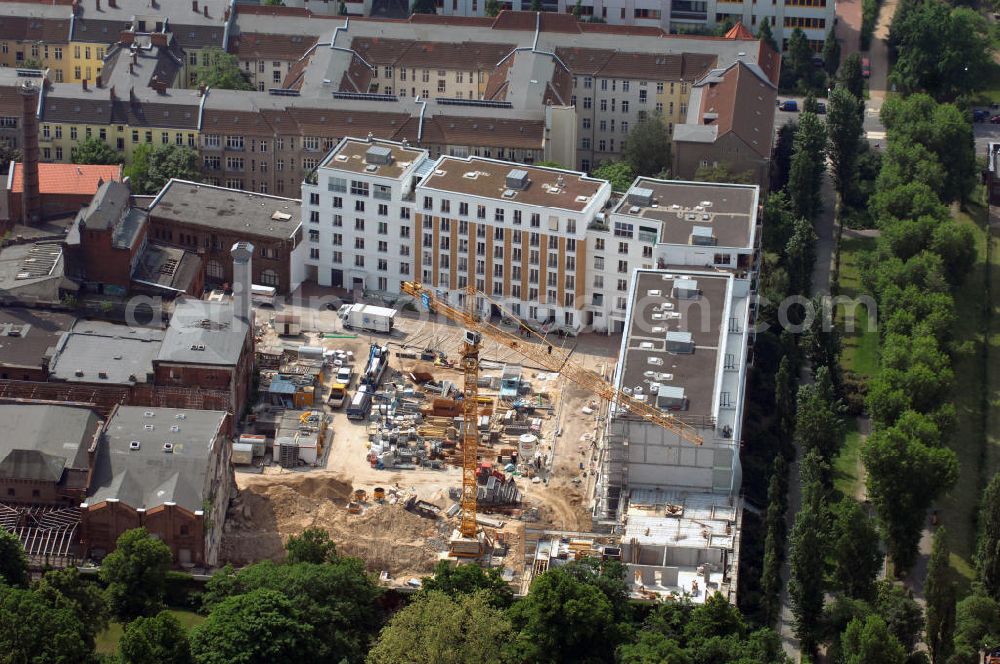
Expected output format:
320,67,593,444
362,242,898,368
349,37,513,70
490,10,538,31
170,23,225,49
579,23,666,36
113,99,200,129
408,14,494,27
10,162,122,195
554,48,716,81
286,107,410,139
724,22,755,40
338,53,373,93
417,115,544,150
202,109,274,136
694,61,775,158
72,17,129,43
0,16,70,42
43,95,115,124
232,32,318,61
544,64,572,106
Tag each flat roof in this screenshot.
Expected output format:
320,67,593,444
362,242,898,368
49,320,164,385
88,405,227,513
617,269,730,418
320,138,426,179
148,180,301,240
615,179,758,249
624,487,736,551
421,157,605,212
158,298,248,366
0,242,65,292
0,404,99,483
0,308,76,372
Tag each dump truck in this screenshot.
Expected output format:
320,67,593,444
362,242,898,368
338,303,396,333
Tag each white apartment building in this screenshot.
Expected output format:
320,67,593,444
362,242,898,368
294,137,759,335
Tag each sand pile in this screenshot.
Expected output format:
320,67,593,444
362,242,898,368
222,471,444,577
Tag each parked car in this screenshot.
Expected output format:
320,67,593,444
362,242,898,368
778,100,799,112
990,115,1000,124
974,109,990,122
861,57,871,78
816,102,827,114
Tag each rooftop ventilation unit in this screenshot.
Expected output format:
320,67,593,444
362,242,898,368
690,226,717,246
129,441,141,451
162,442,174,453
656,385,687,411
628,187,654,207
144,424,155,431
365,145,393,165
673,278,699,300
175,413,186,420
463,171,479,180
364,164,378,173
665,330,695,354
506,169,529,190
170,425,180,432
143,411,155,417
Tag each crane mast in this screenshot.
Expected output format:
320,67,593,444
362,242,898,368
458,288,481,539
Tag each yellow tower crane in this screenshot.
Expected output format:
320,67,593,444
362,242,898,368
403,282,704,548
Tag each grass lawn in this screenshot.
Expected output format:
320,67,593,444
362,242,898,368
934,195,1000,592
837,236,879,378
833,420,865,501
95,609,205,654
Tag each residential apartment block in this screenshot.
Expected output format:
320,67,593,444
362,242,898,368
3,6,777,192
294,136,759,334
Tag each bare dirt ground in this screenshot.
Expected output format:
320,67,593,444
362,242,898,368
229,302,623,575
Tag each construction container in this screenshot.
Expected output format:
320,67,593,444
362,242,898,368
519,433,538,456
231,442,253,465
297,345,325,362
373,487,385,501
238,434,267,457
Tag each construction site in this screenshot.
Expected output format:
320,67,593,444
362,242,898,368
222,287,609,588
222,266,751,603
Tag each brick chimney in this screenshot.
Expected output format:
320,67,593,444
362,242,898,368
150,31,168,47
19,82,41,225
231,242,255,324
203,5,208,17
95,0,100,11
108,0,116,7
120,30,134,45
192,0,198,12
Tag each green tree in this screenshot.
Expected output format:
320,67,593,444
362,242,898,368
0,529,28,587
535,160,565,168
367,591,511,664
926,528,957,663
838,52,865,100
770,121,797,191
930,222,976,288
889,0,990,101
507,566,618,663
338,1,347,14
841,615,907,664
35,568,109,650
794,368,844,463
827,85,864,199
593,160,635,191
285,528,338,565
822,28,841,78
787,112,826,221
71,136,122,165
757,19,778,53
951,593,1000,661
622,116,671,177
99,527,173,622
0,584,92,664
0,144,21,174
201,559,382,664
195,47,253,91
830,500,881,601
530,0,542,10
421,559,513,608
863,411,958,571
126,144,201,195
192,588,320,664
775,355,798,434
485,0,501,16
762,190,797,254
120,611,193,664
785,27,821,92
874,580,925,652
788,450,828,655
572,0,582,18
616,632,692,664
977,473,1000,601
784,216,817,296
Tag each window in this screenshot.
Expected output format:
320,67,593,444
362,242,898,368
226,135,244,150
477,205,486,220
355,218,365,231
583,97,592,110
309,229,320,243
70,127,77,140
378,240,388,252
494,208,505,223
617,261,628,274
332,233,343,246
260,269,279,286
355,255,365,268
354,200,364,212
458,202,469,216
226,157,244,170
622,100,630,113
355,238,366,250
204,155,221,170
594,256,605,270
55,126,62,139
332,196,342,208
304,137,320,151
333,214,343,227
309,210,320,224
377,204,388,216
350,180,369,197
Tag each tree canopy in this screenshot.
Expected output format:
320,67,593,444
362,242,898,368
367,591,512,664
285,528,339,565
100,527,173,622
194,47,254,91
622,116,671,177
592,160,636,191
421,559,514,608
71,136,122,165
119,611,193,664
125,144,202,195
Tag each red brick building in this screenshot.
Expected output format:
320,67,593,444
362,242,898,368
147,180,301,294
82,405,233,567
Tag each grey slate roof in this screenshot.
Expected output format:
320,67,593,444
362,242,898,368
87,405,227,513
0,404,99,482
78,180,131,231
48,320,164,385
157,298,248,366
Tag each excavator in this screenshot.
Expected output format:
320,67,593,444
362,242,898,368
401,282,703,556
